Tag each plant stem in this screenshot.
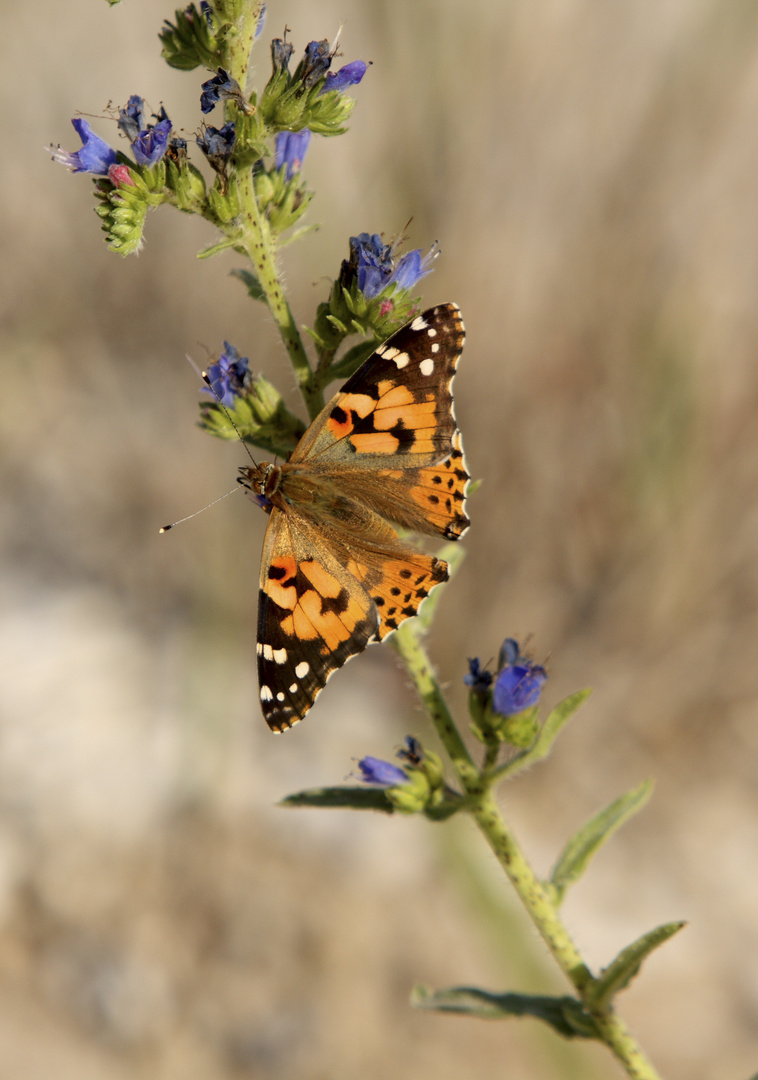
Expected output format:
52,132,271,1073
391,623,665,1080
235,169,325,420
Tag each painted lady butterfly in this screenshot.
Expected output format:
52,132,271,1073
239,303,469,731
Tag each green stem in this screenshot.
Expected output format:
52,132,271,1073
235,168,325,420
391,623,665,1080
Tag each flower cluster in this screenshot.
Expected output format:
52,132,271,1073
356,737,449,815
466,638,547,747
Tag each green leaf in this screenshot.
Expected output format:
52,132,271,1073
587,921,687,1011
549,779,654,903
489,688,592,783
280,786,395,813
230,267,265,300
411,986,600,1039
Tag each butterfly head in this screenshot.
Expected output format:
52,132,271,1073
238,462,280,512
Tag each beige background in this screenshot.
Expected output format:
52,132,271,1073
2,0,758,1077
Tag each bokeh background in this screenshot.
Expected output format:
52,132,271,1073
2,0,758,1076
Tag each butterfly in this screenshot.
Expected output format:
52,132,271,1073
239,303,469,731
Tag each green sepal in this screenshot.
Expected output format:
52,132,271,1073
547,779,654,905
281,786,395,812
498,705,541,749
230,108,267,168
586,921,687,1012
488,688,592,782
207,182,240,224
198,375,306,458
410,986,600,1039
93,168,164,256
160,3,221,71
254,165,315,239
259,71,359,137
309,280,427,389
166,158,208,213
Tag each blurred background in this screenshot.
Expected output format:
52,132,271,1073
2,0,758,1076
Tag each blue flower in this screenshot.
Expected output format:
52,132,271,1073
200,69,236,114
464,657,494,693
203,342,251,407
132,117,172,166
492,641,547,717
271,37,294,73
321,59,367,94
357,756,409,787
117,95,146,141
299,39,332,88
50,118,118,176
346,233,435,300
274,130,311,179
397,735,424,765
196,122,236,170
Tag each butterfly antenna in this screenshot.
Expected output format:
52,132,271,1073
199,363,259,469
160,486,241,532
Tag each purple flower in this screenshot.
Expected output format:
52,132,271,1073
203,342,251,407
271,37,294,73
50,118,118,176
321,59,367,94
196,122,236,170
200,69,236,114
131,117,172,166
492,641,547,717
117,95,146,141
464,657,494,693
199,1,213,27
397,735,424,766
357,756,408,787
346,233,435,300
298,39,332,88
274,130,311,179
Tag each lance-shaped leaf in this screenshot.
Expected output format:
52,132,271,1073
280,786,395,812
587,921,687,1012
548,779,653,904
491,688,592,782
411,986,600,1039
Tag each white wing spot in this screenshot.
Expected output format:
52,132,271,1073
410,316,429,331
260,685,273,702
420,358,435,376
289,683,298,694
273,647,288,664
276,692,285,702
431,342,440,353
295,661,310,678
376,344,387,356
256,643,263,655
427,327,437,337
392,351,410,369
382,346,400,360
262,644,274,661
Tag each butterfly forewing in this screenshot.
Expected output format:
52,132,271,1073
250,302,470,731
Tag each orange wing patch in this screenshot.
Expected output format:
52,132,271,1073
347,550,449,640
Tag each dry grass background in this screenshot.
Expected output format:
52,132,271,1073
2,0,758,1077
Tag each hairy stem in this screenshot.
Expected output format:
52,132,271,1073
391,622,665,1080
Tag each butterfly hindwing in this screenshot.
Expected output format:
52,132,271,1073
257,509,378,732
